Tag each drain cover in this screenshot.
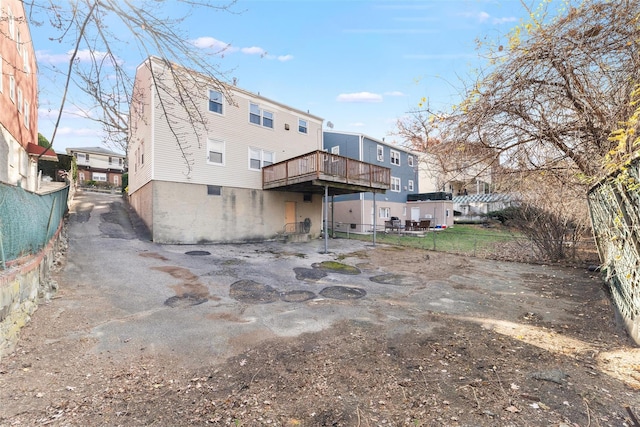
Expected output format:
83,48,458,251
230,280,279,304
319,286,366,300
164,293,208,308
281,290,316,302
185,250,211,256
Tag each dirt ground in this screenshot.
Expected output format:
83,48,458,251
1,240,640,426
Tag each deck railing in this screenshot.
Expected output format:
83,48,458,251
263,151,390,190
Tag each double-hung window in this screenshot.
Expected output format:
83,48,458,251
298,119,308,134
9,75,15,103
408,180,414,192
377,145,384,162
208,90,223,114
24,101,29,129
249,148,274,170
391,177,401,192
390,150,400,166
207,138,225,165
249,103,274,129
379,207,390,218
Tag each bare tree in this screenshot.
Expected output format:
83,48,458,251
398,1,640,185
451,0,640,182
27,0,238,154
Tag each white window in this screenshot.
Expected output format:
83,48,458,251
390,150,400,166
249,103,274,129
249,148,274,170
9,75,15,103
331,146,340,155
377,145,384,162
391,176,401,192
24,101,29,129
8,7,14,40
298,119,308,134
207,138,225,165
208,90,223,114
408,155,414,167
17,88,22,114
16,28,21,54
92,172,107,182
408,180,414,192
379,207,390,218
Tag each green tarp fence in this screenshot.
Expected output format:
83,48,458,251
0,182,69,269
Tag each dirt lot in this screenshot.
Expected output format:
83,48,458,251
1,246,639,426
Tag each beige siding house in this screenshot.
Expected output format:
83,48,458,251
128,57,327,243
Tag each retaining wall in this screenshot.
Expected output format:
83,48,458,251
0,224,66,360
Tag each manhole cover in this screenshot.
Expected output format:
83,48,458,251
164,293,208,308
369,273,422,286
230,280,279,304
185,250,211,256
281,290,316,302
294,267,327,281
319,286,366,300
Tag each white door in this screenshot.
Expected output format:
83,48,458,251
411,207,420,221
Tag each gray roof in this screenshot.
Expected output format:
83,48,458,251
65,146,126,157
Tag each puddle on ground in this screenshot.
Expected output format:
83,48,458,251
229,280,280,304
369,273,423,287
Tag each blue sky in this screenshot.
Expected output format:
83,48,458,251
32,0,530,154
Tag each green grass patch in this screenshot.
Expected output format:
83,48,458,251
330,224,521,256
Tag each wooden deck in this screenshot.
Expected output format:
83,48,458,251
262,151,390,195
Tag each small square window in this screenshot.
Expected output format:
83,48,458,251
207,185,222,196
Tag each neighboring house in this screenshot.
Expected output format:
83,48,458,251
323,132,419,233
127,57,389,244
0,0,56,192
453,193,516,222
66,147,126,188
418,151,493,196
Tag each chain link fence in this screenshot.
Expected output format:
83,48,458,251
588,159,640,339
0,182,70,269
326,221,598,264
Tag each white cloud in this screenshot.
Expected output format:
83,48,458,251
191,37,236,53
384,91,405,97
478,11,491,22
193,37,291,61
55,126,102,137
36,49,112,65
465,11,518,25
337,92,383,103
241,46,267,56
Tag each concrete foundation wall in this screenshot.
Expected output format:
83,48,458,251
140,180,322,244
128,181,154,235
0,226,65,360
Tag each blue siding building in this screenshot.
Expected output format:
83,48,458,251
323,131,419,232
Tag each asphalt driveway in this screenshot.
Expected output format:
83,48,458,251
55,191,611,366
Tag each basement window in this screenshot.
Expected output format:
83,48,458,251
207,185,221,196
